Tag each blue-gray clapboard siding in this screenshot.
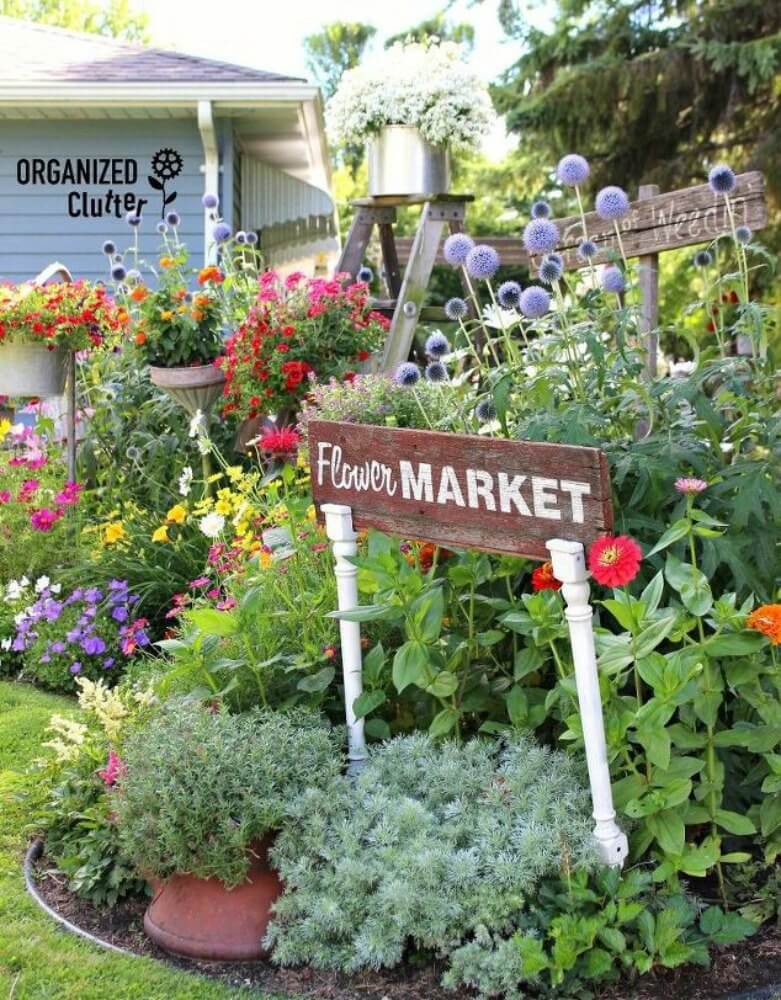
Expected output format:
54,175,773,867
0,118,210,283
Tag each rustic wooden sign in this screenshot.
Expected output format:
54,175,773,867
395,171,767,272
309,420,613,560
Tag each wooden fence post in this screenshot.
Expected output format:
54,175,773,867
637,184,660,377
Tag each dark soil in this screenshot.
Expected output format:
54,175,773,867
31,851,781,1000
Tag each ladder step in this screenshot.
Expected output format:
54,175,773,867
371,299,448,323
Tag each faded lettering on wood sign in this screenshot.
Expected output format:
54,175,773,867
395,171,767,272
309,420,613,559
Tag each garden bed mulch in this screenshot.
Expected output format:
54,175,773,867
31,850,781,1000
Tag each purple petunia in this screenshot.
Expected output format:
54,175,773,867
595,186,630,221
443,233,475,267
111,606,129,622
82,636,107,656
523,218,559,256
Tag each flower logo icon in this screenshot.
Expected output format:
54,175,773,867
148,148,183,218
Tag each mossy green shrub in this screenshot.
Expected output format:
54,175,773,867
266,733,596,988
114,702,342,887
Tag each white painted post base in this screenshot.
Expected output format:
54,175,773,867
546,539,629,868
322,504,369,777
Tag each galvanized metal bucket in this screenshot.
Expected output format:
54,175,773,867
0,342,68,398
368,126,450,198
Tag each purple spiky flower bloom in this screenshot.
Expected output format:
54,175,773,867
497,281,521,308
125,213,142,227
577,239,598,260
523,218,559,255
156,221,168,234
556,154,590,187
595,186,630,221
519,286,550,318
465,244,500,279
212,222,232,243
475,398,497,422
444,297,468,321
235,231,247,244
425,331,450,357
110,264,127,281
394,362,421,387
539,255,564,284
425,361,448,383
531,200,551,219
735,225,752,244
166,211,181,226
443,233,475,267
693,249,713,267
202,193,219,209
245,231,258,245
601,265,625,294
101,240,116,255
358,266,373,283
708,164,736,195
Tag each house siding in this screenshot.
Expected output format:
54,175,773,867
0,118,205,283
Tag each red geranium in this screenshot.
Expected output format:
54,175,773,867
588,535,642,588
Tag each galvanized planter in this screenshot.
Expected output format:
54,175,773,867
0,342,68,398
148,364,225,417
367,125,450,198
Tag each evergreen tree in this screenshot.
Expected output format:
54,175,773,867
492,0,781,199
384,12,476,50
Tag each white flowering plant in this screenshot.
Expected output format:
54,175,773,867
327,40,495,149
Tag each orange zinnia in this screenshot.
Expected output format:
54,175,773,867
130,285,148,302
747,605,781,645
532,560,561,592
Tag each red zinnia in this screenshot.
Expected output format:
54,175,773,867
531,561,561,592
588,535,642,588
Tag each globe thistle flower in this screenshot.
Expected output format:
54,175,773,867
465,244,500,279
444,297,468,321
475,398,497,422
531,200,551,219
156,221,168,234
539,255,564,285
358,265,374,283
394,362,421,387
735,225,752,245
595,186,630,221
125,212,142,227
443,232,475,267
202,192,219,209
245,231,258,246
578,239,598,261
425,361,448,383
125,269,142,285
523,218,559,256
425,331,450,357
111,264,127,282
235,231,247,244
166,211,181,226
519,286,550,318
693,249,713,268
497,281,521,309
212,222,232,243
708,164,736,195
101,240,116,256
556,154,590,187
600,265,625,294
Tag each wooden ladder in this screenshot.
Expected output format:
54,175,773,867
336,193,474,371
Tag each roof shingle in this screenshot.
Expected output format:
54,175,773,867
0,16,304,84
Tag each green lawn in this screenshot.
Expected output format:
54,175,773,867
0,680,285,1000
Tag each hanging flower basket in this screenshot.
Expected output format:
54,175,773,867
367,125,451,198
149,364,226,417
0,343,68,398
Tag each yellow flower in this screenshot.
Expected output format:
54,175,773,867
104,521,126,545
259,550,273,569
166,504,187,524
215,498,233,516
306,505,317,522
77,678,128,740
0,418,11,442
160,309,174,321
152,525,170,543
226,465,244,483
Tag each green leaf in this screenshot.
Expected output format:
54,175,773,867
597,927,627,954
636,724,671,770
297,666,335,693
640,571,665,615
352,689,387,719
514,646,544,680
647,809,685,855
425,671,459,698
678,836,721,877
760,795,781,838
429,707,460,738
392,640,430,693
635,611,678,659
409,586,445,642
647,518,691,557
602,599,636,632
517,935,548,977
185,608,237,636
715,809,756,836
665,554,713,616
362,643,386,685
365,717,391,740
706,633,767,656
583,947,612,978
507,685,529,728
329,603,391,623
476,629,505,647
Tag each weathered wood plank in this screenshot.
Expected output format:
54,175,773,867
395,172,767,272
310,420,614,560
378,221,402,298
638,183,660,376
336,210,375,279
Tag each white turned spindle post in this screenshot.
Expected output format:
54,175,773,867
322,504,369,776
546,539,628,868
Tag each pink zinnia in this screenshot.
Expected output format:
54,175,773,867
0,491,10,504
588,535,643,588
30,507,64,532
675,477,708,495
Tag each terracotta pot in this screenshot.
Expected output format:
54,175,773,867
143,836,282,961
0,343,68,398
149,364,225,417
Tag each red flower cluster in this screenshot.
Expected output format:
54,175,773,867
217,270,389,421
257,426,301,458
0,281,126,351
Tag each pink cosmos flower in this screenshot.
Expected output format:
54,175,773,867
54,482,83,506
0,491,10,504
17,479,40,503
675,477,708,495
30,507,64,532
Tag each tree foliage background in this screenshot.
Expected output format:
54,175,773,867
0,0,148,40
